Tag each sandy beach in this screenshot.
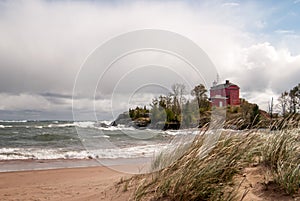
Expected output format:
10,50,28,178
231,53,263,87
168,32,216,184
0,165,133,201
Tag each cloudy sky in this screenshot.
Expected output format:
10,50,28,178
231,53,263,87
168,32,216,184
0,0,300,120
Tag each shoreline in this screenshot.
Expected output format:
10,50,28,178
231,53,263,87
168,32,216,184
0,158,100,173
0,157,153,173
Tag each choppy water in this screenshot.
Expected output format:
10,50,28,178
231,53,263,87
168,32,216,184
0,120,185,160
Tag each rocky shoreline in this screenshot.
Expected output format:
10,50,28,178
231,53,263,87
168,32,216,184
110,112,182,130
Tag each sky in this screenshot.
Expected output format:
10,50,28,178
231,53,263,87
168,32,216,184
0,0,300,120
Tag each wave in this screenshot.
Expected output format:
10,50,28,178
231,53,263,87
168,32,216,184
73,121,95,128
94,124,136,131
0,148,90,160
47,121,102,129
47,123,75,128
34,126,43,129
0,125,13,128
98,120,113,125
73,121,136,131
0,144,168,160
163,128,200,136
0,120,138,131
0,120,28,123
90,144,168,159
92,135,110,138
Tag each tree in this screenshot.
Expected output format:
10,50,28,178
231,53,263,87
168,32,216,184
277,91,289,116
155,94,180,124
150,98,166,124
289,86,299,114
158,95,167,109
268,97,274,119
170,83,186,117
182,100,192,127
191,84,209,118
277,83,300,115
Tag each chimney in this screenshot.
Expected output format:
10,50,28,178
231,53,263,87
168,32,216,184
225,80,229,85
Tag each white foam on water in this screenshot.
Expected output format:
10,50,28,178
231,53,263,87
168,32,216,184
34,126,43,129
74,121,95,128
47,123,75,128
0,120,27,123
0,144,168,160
92,135,110,138
0,120,142,131
0,125,13,128
90,144,167,159
100,120,113,125
164,128,200,136
95,124,136,131
0,148,91,160
73,121,136,131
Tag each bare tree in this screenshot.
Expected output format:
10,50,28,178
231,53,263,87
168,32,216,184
170,83,186,115
171,83,186,105
268,97,274,119
278,91,289,116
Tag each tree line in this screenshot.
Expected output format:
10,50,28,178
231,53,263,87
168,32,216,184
129,83,211,129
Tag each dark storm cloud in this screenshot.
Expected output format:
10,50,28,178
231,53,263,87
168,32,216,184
40,92,72,99
0,109,73,121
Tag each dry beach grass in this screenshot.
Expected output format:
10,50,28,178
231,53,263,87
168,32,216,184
116,125,300,201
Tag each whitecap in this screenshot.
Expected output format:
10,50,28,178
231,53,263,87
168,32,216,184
34,126,43,129
74,121,95,128
47,123,75,128
0,143,169,160
0,125,13,128
0,120,27,123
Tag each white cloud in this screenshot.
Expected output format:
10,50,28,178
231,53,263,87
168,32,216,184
275,29,295,34
229,42,300,110
222,2,240,7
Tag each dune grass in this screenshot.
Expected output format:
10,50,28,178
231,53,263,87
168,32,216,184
260,129,300,194
134,132,259,201
129,126,299,201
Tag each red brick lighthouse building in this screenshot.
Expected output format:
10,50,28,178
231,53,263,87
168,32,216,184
210,80,240,107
